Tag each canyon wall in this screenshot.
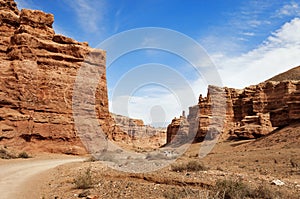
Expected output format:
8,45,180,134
0,0,121,154
112,114,166,148
167,80,300,144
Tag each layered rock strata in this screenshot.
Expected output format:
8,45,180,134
112,114,166,148
0,0,119,154
167,80,300,143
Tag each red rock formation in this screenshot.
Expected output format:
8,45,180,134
0,0,120,154
166,115,189,144
167,80,300,143
112,113,166,148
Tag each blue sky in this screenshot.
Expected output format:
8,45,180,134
15,0,300,126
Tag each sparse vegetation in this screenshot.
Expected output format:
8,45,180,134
163,186,199,199
0,148,15,159
171,160,208,172
0,147,31,159
74,167,93,189
212,179,252,199
85,156,98,162
18,151,31,159
163,187,185,199
210,179,284,199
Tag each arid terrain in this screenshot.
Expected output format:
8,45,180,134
13,125,300,199
1,1,300,199
0,154,85,198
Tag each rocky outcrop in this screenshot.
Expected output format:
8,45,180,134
166,115,189,144
112,114,166,148
167,80,300,144
0,0,120,154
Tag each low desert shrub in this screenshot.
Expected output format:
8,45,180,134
74,167,93,189
0,148,15,159
163,187,199,199
213,179,252,199
253,184,280,199
0,148,31,159
211,179,283,199
18,151,30,159
171,160,207,172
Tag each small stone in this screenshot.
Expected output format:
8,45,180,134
86,195,99,199
271,179,285,186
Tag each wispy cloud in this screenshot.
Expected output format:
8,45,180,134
276,1,300,17
214,17,300,89
242,32,256,37
229,1,274,31
14,0,40,10
200,1,300,57
64,0,106,34
112,17,300,125
199,1,279,57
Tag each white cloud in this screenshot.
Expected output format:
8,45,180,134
242,32,255,36
129,94,181,125
110,2,300,125
213,17,300,89
109,93,183,127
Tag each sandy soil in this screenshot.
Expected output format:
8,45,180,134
1,125,299,199
35,139,300,199
0,155,86,199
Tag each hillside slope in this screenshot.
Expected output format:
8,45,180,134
267,65,300,81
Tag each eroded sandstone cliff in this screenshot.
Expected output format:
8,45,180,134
167,79,300,144
112,113,166,148
0,0,119,154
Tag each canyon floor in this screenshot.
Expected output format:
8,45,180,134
1,124,298,199
0,155,85,199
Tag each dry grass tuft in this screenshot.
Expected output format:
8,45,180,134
0,148,15,159
171,160,208,172
74,167,93,189
18,151,31,159
210,179,284,199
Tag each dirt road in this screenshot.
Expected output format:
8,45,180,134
0,156,85,199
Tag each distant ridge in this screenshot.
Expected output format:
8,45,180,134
267,65,300,81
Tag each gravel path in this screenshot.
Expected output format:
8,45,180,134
0,157,85,199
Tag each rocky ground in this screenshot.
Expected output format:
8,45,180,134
28,125,300,199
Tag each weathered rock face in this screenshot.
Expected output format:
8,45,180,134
167,80,300,143
112,113,166,148
0,0,118,154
